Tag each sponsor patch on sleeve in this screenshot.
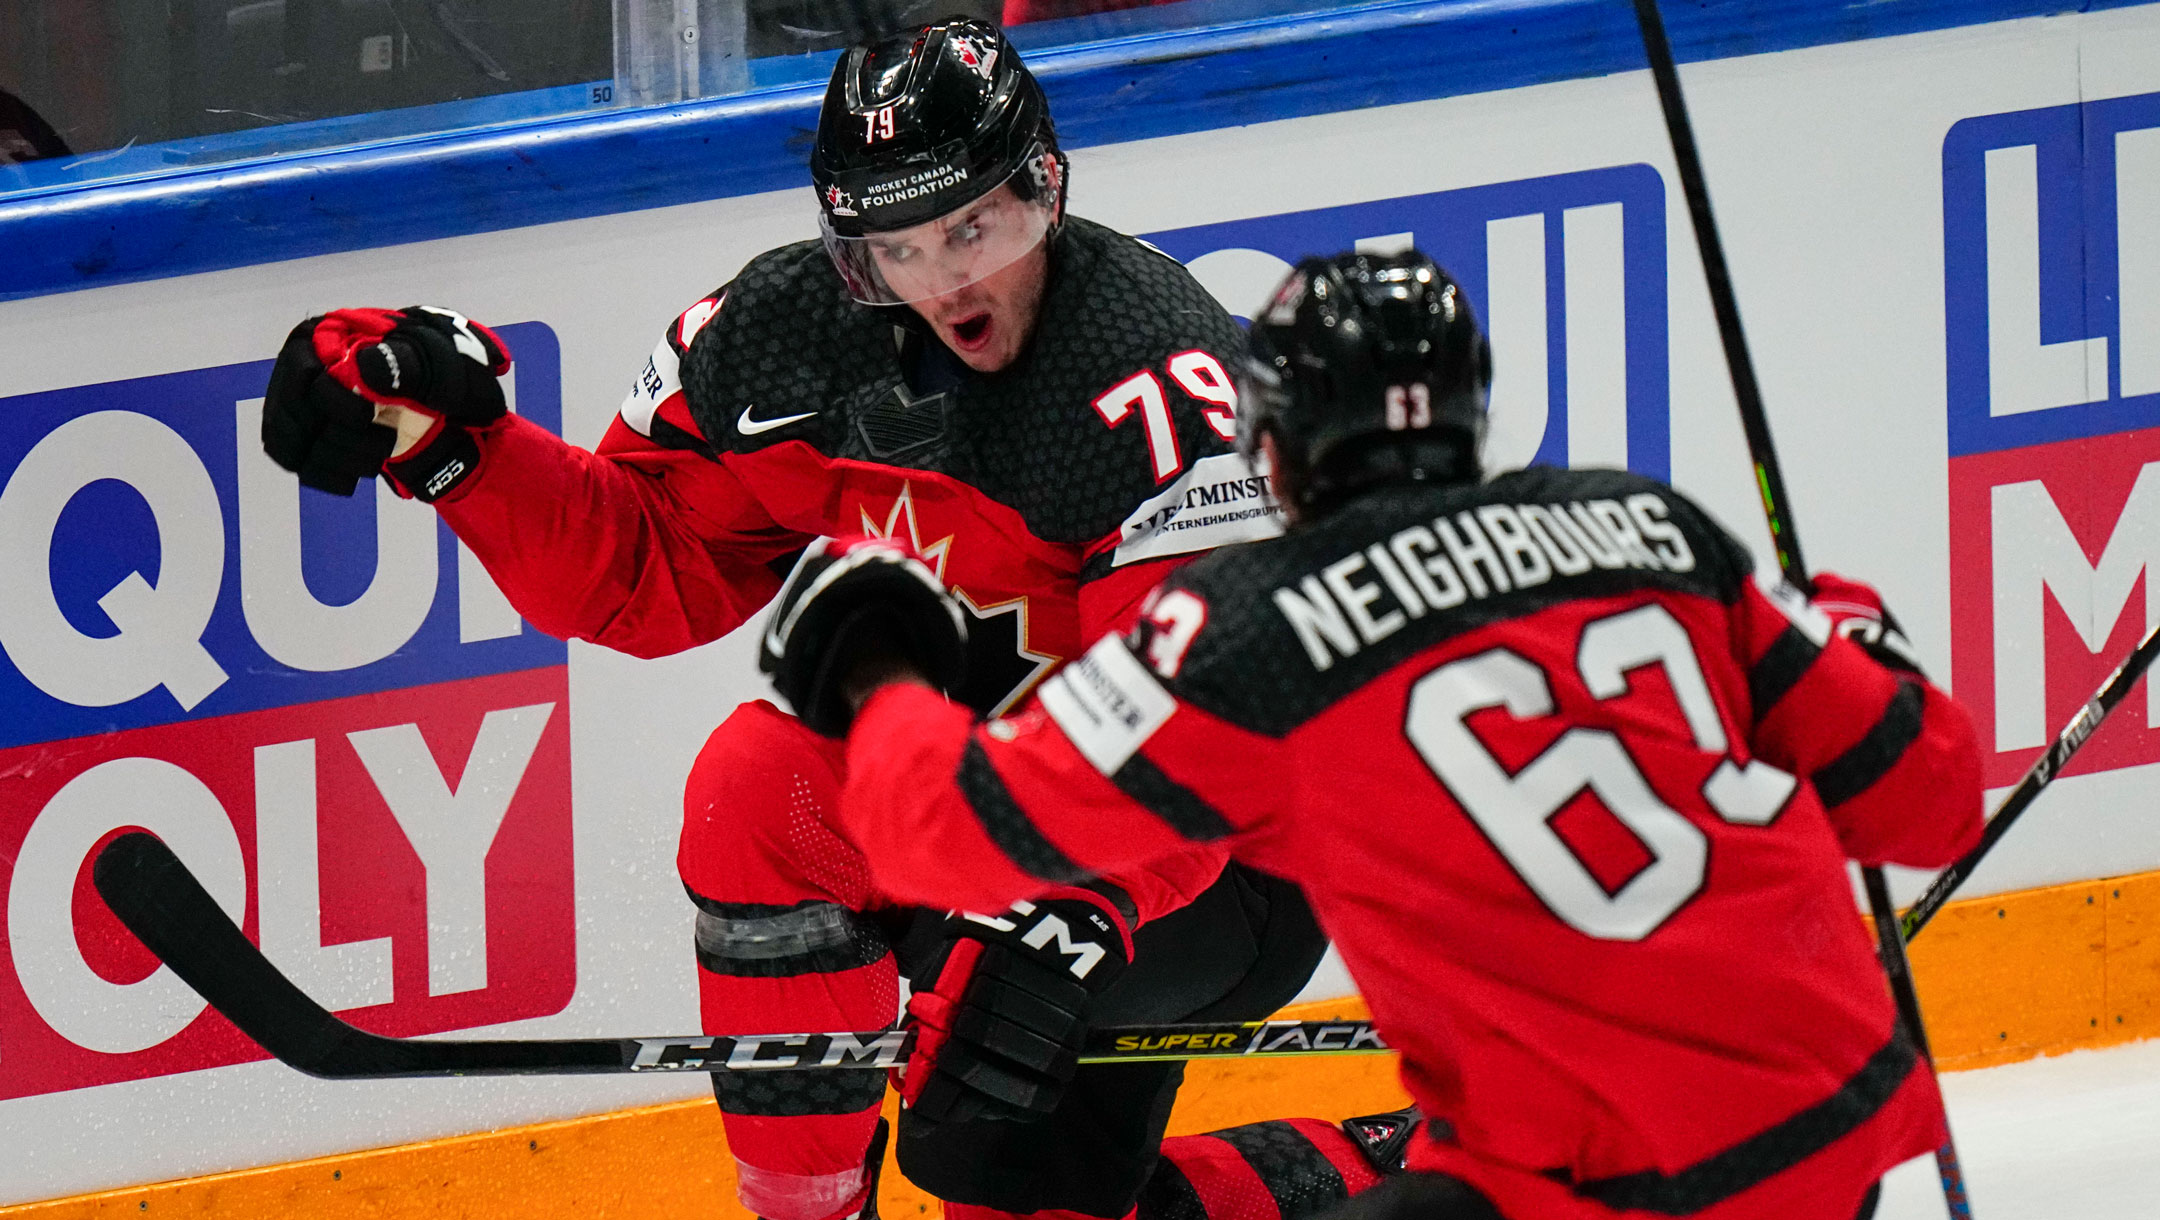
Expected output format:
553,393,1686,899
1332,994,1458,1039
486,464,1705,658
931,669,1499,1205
1037,635,1178,775
617,337,683,437
1113,452,1285,567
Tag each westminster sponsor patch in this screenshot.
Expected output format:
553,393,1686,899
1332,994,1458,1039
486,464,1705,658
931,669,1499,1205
1038,635,1177,774
1113,451,1284,567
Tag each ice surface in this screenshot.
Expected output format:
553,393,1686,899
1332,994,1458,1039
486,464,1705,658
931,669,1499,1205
1876,1038,2160,1218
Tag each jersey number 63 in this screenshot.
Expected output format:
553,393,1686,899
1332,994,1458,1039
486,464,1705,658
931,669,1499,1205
1406,604,1799,941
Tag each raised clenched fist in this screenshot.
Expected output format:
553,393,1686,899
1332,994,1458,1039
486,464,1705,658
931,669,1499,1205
261,307,511,501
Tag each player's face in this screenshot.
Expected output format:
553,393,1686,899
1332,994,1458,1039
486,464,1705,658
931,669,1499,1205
873,186,1053,372
907,239,1050,373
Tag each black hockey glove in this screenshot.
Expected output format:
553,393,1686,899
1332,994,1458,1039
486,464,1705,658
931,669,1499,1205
261,318,398,496
261,307,511,501
900,889,1134,1125
758,536,969,736
1810,572,1925,675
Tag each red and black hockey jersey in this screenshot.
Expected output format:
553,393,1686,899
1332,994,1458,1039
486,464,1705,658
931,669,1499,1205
839,467,1985,1220
433,217,1281,717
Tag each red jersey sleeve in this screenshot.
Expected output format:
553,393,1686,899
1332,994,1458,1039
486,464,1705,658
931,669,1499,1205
1067,556,1236,923
1078,555,1187,637
1057,424,1282,923
841,634,1288,923
429,294,812,658
1730,577,1983,868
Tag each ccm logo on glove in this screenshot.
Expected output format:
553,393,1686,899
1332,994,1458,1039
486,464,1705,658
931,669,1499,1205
960,900,1118,980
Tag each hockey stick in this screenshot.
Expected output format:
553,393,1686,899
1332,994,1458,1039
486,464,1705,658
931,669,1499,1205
1901,620,2160,943
1627,4,1972,1214
93,832,1388,1079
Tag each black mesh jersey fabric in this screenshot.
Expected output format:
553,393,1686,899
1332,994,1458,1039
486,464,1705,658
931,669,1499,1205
710,1058,891,1118
676,217,1250,548
1146,467,1757,735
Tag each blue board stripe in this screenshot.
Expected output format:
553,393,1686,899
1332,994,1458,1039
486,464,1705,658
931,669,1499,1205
0,0,2146,303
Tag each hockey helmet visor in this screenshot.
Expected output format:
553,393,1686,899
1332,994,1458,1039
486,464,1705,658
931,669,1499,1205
820,160,1059,306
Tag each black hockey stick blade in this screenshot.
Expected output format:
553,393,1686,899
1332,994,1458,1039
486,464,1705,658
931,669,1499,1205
1901,620,2160,943
95,832,1389,1079
95,831,621,1076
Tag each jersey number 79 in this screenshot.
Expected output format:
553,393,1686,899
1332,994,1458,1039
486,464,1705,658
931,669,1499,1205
1092,352,1238,483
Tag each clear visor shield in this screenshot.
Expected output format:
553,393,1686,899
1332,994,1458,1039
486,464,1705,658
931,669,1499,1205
821,172,1056,306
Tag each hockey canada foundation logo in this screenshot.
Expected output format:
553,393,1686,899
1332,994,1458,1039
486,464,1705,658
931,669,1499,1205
0,324,574,1101
1944,91,2160,786
1146,164,1671,481
863,164,970,213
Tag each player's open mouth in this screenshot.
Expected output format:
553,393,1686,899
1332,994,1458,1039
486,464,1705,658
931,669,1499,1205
949,312,994,351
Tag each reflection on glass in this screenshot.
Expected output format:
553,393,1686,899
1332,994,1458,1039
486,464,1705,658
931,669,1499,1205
0,0,1366,196
615,0,746,107
0,0,615,185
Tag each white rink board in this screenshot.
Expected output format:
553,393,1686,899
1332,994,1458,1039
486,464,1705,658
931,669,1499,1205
3,5,2160,1202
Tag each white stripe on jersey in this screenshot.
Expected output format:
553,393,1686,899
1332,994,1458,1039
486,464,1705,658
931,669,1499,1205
618,295,720,437
617,337,683,437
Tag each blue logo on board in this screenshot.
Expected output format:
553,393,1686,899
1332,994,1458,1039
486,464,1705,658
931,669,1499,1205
1145,165,1670,480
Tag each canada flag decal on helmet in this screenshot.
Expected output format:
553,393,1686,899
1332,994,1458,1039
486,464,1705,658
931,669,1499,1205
826,186,857,216
1264,277,1307,326
952,35,997,79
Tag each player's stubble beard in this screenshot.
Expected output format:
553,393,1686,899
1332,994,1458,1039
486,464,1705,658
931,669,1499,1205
912,239,1052,374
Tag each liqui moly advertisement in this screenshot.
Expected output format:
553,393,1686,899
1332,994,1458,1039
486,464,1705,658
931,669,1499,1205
0,325,572,1100
1945,90,2160,785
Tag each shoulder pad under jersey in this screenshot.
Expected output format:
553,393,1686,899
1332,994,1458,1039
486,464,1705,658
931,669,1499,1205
676,241,891,457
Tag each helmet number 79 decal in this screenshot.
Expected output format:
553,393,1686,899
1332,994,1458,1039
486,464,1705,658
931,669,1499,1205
863,106,898,142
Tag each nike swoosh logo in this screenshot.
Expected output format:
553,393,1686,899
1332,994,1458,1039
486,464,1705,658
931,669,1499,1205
738,405,818,436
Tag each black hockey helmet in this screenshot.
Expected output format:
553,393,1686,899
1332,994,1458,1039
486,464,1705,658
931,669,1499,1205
811,19,1066,304
1238,250,1492,511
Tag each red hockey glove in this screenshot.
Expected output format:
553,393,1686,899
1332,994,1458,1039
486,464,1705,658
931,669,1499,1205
280,307,512,502
1810,571,1924,675
759,536,969,736
899,889,1133,1125
323,307,511,502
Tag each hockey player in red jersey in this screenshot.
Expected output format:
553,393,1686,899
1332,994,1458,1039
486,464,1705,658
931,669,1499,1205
767,250,1987,1220
254,20,1409,1220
